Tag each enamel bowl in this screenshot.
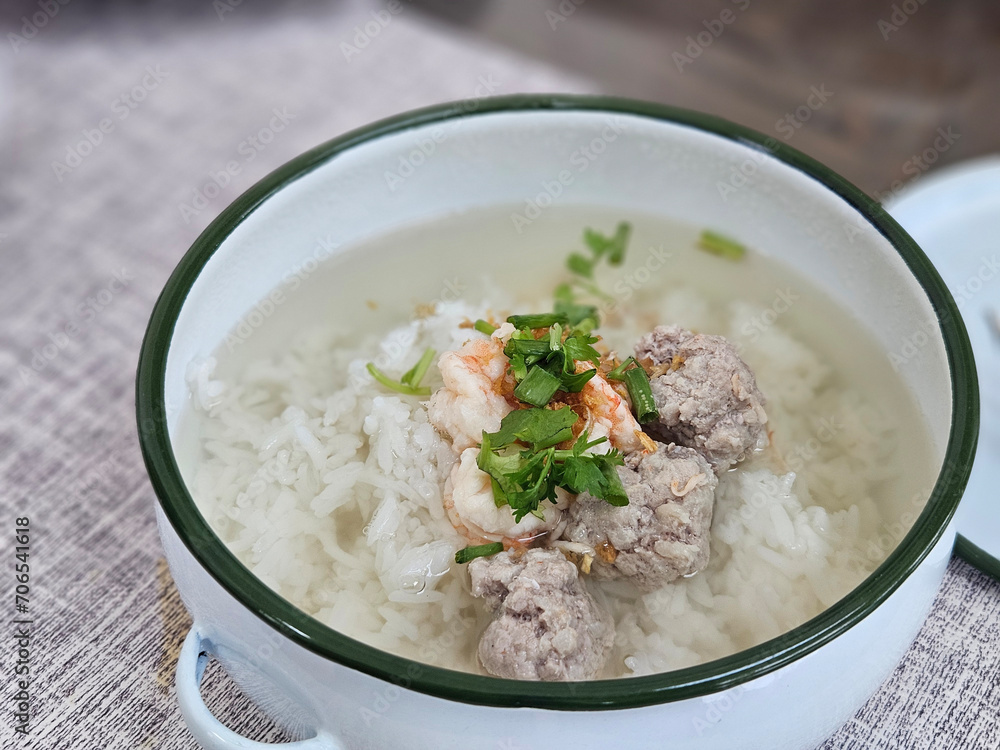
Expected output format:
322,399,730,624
137,96,980,750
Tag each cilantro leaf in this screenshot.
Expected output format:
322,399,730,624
583,222,631,265
562,334,601,366
567,252,595,277
488,407,578,451
557,367,597,393
559,455,608,497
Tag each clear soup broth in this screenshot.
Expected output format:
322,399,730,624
178,206,936,678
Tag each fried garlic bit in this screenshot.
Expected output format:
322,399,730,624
670,473,706,497
552,541,596,575
596,540,618,564
636,430,657,454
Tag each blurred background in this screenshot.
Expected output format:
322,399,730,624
2,1,999,748
4,0,1000,200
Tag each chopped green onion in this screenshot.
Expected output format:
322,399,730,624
698,230,746,261
473,319,496,335
548,323,563,352
455,542,504,564
603,357,658,423
507,312,569,329
505,338,552,358
477,425,630,522
514,365,562,406
400,347,436,388
605,356,638,381
366,361,432,396
623,366,658,424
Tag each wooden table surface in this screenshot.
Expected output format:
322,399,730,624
414,0,1000,198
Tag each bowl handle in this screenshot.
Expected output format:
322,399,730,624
177,625,339,749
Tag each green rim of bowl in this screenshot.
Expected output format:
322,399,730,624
136,94,979,711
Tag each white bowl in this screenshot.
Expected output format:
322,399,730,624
137,96,980,750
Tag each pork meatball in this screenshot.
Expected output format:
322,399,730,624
635,325,768,471
562,442,717,591
468,548,614,681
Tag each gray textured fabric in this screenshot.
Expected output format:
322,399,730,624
0,4,996,749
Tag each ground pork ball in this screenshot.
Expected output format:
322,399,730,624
562,442,717,591
635,325,768,471
468,548,614,681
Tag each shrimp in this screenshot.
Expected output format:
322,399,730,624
428,331,516,452
571,363,645,455
444,447,570,548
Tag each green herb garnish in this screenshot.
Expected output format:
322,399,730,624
455,542,505,564
566,252,596,278
698,230,746,261
513,365,563,407
502,323,601,404
489,406,578,451
473,319,496,335
622,366,658,424
562,334,601,365
507,312,569,329
606,356,638,381
477,426,628,522
400,347,435,388
366,347,436,396
566,221,632,279
606,357,658,424
584,222,631,266
557,367,598,393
